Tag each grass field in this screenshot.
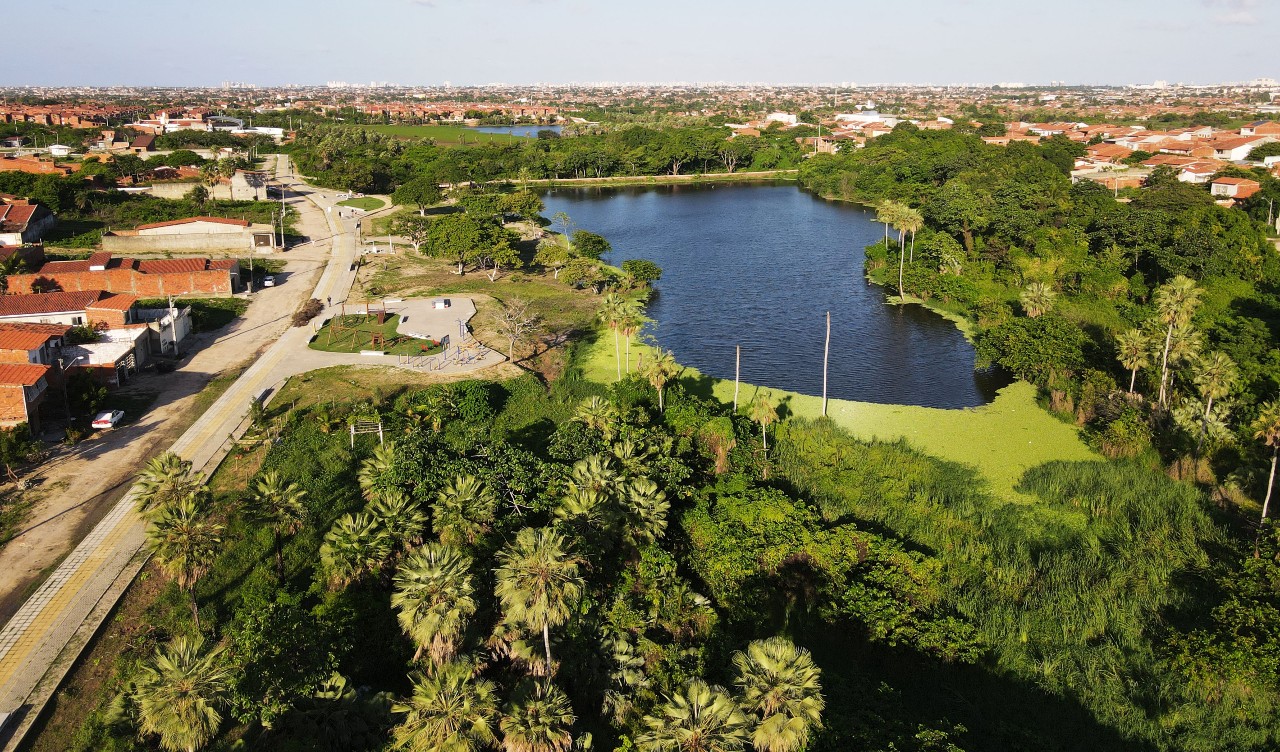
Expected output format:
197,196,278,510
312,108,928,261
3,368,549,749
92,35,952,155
338,196,385,211
310,313,446,356
358,124,520,146
580,331,1096,501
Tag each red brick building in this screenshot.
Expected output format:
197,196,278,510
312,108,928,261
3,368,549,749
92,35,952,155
0,363,52,431
8,253,240,296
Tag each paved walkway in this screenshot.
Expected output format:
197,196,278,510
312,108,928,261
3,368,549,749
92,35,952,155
0,156,503,748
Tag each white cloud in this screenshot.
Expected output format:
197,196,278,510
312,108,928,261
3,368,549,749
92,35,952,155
1202,0,1259,25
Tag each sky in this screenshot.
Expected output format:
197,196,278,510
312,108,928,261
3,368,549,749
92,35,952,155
6,0,1275,87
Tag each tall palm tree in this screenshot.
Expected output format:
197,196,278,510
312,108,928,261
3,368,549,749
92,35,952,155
624,477,669,549
1153,275,1202,407
392,543,476,664
1253,400,1280,526
750,392,779,452
147,495,222,629
245,470,306,578
433,475,498,547
639,349,682,412
499,680,576,752
873,199,895,247
895,205,923,297
357,441,399,500
618,299,647,374
576,396,619,441
733,637,825,752
372,488,429,551
392,660,499,752
320,512,392,589
598,293,627,381
136,452,200,518
1019,282,1057,318
126,636,230,752
494,527,584,674
636,679,750,752
1115,329,1149,395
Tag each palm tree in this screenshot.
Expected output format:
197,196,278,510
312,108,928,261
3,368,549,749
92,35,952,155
147,495,222,629
576,396,619,440
433,475,498,547
357,441,399,500
320,512,392,589
639,349,682,412
245,471,306,578
126,636,230,752
567,454,621,498
392,543,476,664
611,438,652,475
1115,329,1149,394
618,299,647,373
1193,352,1237,451
1019,282,1057,318
1153,275,1202,407
624,477,669,548
136,452,200,518
873,199,895,247
598,293,627,381
636,679,750,752
499,680,576,752
733,637,825,752
372,488,429,551
494,527,584,674
392,660,498,752
750,391,779,452
895,205,923,297
1253,400,1280,526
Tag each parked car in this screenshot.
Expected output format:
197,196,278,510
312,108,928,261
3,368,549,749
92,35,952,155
262,276,276,287
91,410,125,429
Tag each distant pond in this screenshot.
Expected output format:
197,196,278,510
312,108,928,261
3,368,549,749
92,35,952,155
471,124,562,138
541,184,1007,409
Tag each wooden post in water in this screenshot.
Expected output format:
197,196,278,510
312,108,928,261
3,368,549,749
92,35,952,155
822,311,831,417
733,345,741,412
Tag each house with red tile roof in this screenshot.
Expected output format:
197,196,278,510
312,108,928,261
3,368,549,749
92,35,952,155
0,362,52,431
1212,135,1276,162
7,253,240,296
0,323,71,366
0,196,55,245
1211,177,1262,200
0,156,75,176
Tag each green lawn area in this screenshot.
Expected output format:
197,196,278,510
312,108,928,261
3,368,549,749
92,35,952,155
580,331,1097,502
138,297,248,333
310,313,445,356
358,124,519,146
338,196,385,211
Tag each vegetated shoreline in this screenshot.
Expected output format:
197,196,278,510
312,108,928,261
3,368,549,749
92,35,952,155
526,170,798,189
581,326,1095,503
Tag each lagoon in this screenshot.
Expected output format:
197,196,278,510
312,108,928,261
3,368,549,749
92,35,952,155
471,124,563,138
541,184,1005,409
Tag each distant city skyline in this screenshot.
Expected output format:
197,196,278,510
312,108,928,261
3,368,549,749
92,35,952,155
7,0,1275,88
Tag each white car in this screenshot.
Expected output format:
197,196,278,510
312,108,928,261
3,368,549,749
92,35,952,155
262,276,276,287
91,410,124,430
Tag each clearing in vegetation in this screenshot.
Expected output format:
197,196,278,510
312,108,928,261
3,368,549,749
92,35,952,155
309,313,446,356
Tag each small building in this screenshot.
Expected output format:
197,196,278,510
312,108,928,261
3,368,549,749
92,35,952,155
0,363,52,431
1212,135,1275,162
0,196,56,245
47,144,72,157
130,134,157,153
0,323,70,365
0,155,75,176
1210,177,1262,200
1240,120,1280,137
0,289,134,327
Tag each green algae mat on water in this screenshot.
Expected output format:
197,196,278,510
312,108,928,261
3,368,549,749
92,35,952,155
582,334,1096,501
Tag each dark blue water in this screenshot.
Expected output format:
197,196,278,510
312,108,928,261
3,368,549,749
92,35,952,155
472,125,562,138
541,184,1005,408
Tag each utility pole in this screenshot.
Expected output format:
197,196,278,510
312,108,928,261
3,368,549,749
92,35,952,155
822,311,831,417
279,180,287,249
733,345,741,411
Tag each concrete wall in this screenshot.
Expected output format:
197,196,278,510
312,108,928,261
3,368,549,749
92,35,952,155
103,227,275,253
7,269,236,296
143,180,265,201
138,221,245,236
